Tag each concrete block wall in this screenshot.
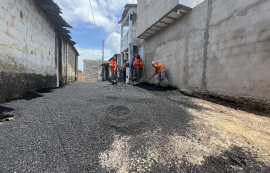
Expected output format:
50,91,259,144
83,60,102,82
139,0,270,108
0,0,56,102
206,0,270,105
136,0,179,37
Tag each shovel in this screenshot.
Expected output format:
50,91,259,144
148,73,155,83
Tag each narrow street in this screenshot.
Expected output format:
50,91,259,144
0,82,269,172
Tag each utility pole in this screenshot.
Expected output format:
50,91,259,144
91,36,104,62
102,39,104,62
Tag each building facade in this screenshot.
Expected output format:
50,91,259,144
83,60,103,82
78,70,83,82
119,4,141,83
136,0,270,108
0,0,79,103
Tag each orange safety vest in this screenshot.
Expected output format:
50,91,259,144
153,62,165,73
133,57,143,69
109,60,118,71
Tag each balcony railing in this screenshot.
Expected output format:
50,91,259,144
120,30,137,52
121,31,129,52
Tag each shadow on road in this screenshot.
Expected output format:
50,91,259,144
5,88,56,103
133,82,178,92
36,88,55,94
0,105,15,120
0,105,14,114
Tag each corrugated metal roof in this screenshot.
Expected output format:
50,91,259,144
34,0,77,48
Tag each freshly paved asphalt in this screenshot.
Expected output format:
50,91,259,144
0,82,269,172
0,82,187,172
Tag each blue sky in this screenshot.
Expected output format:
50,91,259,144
53,0,137,71
54,0,203,71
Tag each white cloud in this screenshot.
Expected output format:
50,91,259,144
105,32,121,55
53,0,137,71
54,0,137,33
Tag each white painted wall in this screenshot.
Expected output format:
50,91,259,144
0,0,56,75
0,0,57,102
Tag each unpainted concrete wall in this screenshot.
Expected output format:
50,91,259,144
67,44,77,83
136,0,179,37
61,40,68,85
139,0,270,107
0,0,56,102
83,60,102,82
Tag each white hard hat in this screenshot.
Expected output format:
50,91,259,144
152,61,155,64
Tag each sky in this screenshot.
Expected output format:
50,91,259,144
53,0,138,71
53,0,204,71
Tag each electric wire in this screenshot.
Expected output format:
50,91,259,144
88,0,101,45
104,0,135,41
104,23,120,41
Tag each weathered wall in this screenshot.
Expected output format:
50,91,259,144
139,0,270,107
83,60,102,82
0,0,56,102
61,40,68,85
206,0,270,106
67,44,77,83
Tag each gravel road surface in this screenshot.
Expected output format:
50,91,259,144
0,82,269,172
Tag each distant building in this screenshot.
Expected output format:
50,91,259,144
78,70,83,82
83,60,103,82
0,0,79,103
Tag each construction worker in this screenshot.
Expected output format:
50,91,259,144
130,55,136,82
109,57,118,85
132,54,143,83
122,59,128,82
152,61,169,87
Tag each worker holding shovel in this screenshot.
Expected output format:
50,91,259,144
151,61,169,87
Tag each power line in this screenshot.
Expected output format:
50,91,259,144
88,0,101,45
104,23,120,41
104,0,136,41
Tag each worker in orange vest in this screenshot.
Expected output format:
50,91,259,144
109,57,118,85
152,61,169,87
132,54,143,83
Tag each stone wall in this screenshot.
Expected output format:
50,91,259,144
138,0,270,108
0,0,56,102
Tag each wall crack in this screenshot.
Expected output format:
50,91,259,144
201,0,213,92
